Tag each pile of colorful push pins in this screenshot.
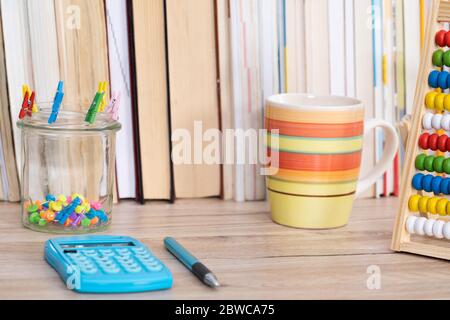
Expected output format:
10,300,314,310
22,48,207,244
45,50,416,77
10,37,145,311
25,194,108,228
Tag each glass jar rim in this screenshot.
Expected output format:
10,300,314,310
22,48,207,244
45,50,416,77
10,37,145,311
16,105,121,132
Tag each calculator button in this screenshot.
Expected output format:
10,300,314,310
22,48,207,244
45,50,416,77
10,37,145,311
132,248,146,254
125,266,142,273
81,266,98,274
103,267,120,274
77,256,88,262
99,249,114,256
116,248,130,255
136,253,152,259
146,264,163,272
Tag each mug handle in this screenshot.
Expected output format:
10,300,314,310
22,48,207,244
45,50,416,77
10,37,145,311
355,119,399,198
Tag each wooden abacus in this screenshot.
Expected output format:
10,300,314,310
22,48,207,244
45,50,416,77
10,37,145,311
392,0,450,260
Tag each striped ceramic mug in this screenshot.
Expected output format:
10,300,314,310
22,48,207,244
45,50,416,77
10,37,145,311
265,94,399,229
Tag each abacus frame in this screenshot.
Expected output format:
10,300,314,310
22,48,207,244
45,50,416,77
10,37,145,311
392,0,450,260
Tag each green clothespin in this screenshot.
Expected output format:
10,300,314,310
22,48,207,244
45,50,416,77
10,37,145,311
85,82,106,124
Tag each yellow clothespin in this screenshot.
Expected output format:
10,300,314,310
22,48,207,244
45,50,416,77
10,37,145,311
98,81,108,112
22,84,29,98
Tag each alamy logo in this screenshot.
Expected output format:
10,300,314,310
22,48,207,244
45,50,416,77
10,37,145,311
366,265,381,290
171,121,280,176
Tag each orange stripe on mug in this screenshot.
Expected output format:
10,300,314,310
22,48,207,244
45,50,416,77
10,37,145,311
265,118,364,138
265,104,365,124
270,150,362,171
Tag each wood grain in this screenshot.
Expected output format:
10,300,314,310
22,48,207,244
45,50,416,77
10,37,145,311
54,0,110,201
1,198,450,299
166,0,221,198
0,9,20,201
131,0,171,200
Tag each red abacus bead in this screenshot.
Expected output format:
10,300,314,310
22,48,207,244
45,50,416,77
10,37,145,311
438,134,448,152
429,133,439,151
436,30,447,47
419,133,430,149
445,31,450,47
446,137,450,152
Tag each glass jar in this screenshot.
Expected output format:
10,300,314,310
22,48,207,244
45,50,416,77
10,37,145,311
17,107,121,233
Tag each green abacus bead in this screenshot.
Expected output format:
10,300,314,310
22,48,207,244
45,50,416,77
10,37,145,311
444,159,450,174
415,154,427,170
433,49,444,67
81,218,91,227
444,50,450,67
38,218,47,226
434,156,445,173
29,212,40,224
424,155,435,172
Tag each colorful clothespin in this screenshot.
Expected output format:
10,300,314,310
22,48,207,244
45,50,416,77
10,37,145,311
18,85,36,119
98,81,108,112
48,81,64,124
105,91,121,121
85,82,106,124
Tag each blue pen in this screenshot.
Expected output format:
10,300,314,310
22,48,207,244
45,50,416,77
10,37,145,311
164,237,220,288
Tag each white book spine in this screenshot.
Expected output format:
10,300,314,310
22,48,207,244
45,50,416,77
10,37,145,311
328,0,346,96
105,0,136,199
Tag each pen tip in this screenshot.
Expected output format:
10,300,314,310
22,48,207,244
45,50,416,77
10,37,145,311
204,273,220,288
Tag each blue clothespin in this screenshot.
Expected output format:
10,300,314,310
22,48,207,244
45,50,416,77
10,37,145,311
48,81,64,124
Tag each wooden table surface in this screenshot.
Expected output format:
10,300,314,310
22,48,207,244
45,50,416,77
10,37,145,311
0,197,449,300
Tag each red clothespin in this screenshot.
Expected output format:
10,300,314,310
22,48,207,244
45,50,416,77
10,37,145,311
19,91,30,119
27,91,35,117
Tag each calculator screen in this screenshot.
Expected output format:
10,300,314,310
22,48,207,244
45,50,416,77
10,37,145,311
60,242,135,249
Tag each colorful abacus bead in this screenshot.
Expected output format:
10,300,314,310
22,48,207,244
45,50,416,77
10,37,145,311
418,133,450,152
406,215,450,240
436,30,447,47
433,49,444,67
429,70,440,88
408,194,450,216
415,154,450,173
438,71,449,90
422,112,445,130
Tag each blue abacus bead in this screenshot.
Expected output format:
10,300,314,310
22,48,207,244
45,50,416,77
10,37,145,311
429,70,440,88
423,174,434,192
438,71,449,89
441,178,450,195
432,176,443,195
412,173,425,191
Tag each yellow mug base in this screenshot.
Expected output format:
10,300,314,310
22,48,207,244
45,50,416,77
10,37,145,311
268,190,355,229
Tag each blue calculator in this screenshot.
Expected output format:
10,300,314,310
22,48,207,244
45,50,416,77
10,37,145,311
45,235,173,293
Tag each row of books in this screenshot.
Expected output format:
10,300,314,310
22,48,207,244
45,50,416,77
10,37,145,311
0,0,428,202
229,0,428,199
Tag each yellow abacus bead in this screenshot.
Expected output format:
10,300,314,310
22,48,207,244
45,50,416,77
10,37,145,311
427,197,440,214
444,95,450,112
426,92,439,109
408,195,421,212
435,93,446,112
418,196,430,213
439,201,450,216
57,194,66,203
437,198,448,215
